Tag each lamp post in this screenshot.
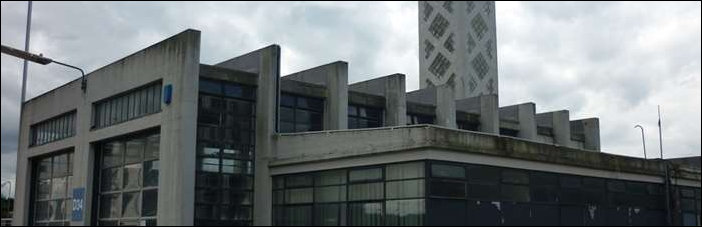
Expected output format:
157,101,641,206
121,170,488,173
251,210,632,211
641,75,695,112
1,45,86,91
634,125,647,159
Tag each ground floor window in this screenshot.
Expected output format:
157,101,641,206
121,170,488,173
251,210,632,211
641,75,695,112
273,162,426,226
31,151,73,226
96,131,159,226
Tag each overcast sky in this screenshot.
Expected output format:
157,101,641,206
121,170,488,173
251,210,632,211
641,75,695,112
1,1,700,196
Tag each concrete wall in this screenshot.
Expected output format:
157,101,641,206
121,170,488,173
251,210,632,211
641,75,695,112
349,74,407,126
499,103,537,140
216,45,281,226
283,61,348,130
536,110,571,147
272,125,701,187
455,94,499,133
14,29,201,226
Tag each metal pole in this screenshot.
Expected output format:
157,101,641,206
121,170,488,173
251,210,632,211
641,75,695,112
21,1,32,104
658,105,672,226
635,125,646,159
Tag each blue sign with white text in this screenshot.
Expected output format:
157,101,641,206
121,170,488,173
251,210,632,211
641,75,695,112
72,188,85,222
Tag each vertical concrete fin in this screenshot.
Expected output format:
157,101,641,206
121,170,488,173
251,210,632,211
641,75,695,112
499,102,537,140
283,61,349,130
576,118,601,151
479,94,499,134
219,45,280,226
384,74,407,126
436,84,456,128
349,74,407,126
536,110,571,147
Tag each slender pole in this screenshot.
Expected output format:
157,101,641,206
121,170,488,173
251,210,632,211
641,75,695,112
635,125,646,159
658,105,671,225
20,1,32,104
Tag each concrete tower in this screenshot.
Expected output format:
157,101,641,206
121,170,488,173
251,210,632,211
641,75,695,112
419,1,498,100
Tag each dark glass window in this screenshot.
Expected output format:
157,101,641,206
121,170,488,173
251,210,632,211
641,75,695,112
96,131,159,226
31,151,73,226
274,162,425,226
94,82,162,129
196,79,255,226
430,181,466,198
457,120,479,131
348,104,383,129
280,93,323,133
30,111,76,146
407,113,435,125
431,164,465,179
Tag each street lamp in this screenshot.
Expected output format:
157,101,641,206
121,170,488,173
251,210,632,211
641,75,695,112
634,125,646,159
1,44,86,91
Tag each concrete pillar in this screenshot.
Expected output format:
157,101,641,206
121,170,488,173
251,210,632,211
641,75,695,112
537,110,571,147
349,74,407,127
384,74,407,126
282,61,348,130
517,103,537,140
216,45,281,226
581,118,601,151
479,94,499,134
499,103,537,140
436,84,456,128
252,46,279,226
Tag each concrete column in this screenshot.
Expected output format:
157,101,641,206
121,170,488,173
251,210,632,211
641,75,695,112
479,94,499,134
517,103,537,140
282,61,348,130
537,110,571,147
325,62,348,130
581,118,601,151
384,74,407,126
436,84,456,128
252,46,279,226
349,74,407,127
157,30,201,226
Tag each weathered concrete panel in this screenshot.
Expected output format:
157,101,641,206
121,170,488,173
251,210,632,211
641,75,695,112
15,29,201,226
283,61,349,130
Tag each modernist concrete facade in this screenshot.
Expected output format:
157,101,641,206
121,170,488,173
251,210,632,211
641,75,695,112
11,3,702,227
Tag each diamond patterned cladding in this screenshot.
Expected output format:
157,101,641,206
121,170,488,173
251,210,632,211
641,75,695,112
424,39,435,59
429,53,451,79
422,1,434,22
471,14,489,40
428,12,450,39
466,1,476,15
443,1,454,13
443,33,455,53
467,33,476,55
471,53,489,80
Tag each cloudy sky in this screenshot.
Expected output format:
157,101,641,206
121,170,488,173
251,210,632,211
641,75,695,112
1,1,700,196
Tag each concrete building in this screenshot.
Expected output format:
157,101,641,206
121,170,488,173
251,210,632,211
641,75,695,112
419,1,498,100
12,2,701,227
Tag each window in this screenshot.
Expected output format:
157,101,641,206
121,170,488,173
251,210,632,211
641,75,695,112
428,13,449,39
31,152,73,226
96,131,159,226
196,79,256,226
94,82,162,129
274,162,425,226
470,14,488,40
407,113,435,125
30,111,76,146
348,104,383,129
457,120,479,131
431,164,465,179
280,93,323,133
428,53,451,78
